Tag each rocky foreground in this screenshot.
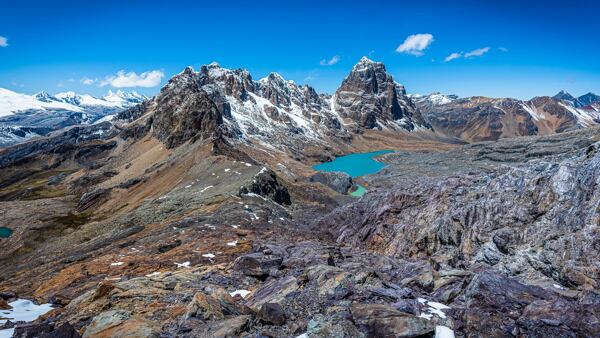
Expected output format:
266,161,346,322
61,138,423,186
1,59,599,337
0,127,598,337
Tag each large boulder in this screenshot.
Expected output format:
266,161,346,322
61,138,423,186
351,303,435,337
239,168,291,205
310,171,353,194
82,310,160,338
257,303,286,326
233,252,283,278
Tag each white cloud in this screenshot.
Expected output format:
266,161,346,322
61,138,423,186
320,55,340,66
444,52,462,62
499,47,508,52
99,70,164,88
465,47,490,58
80,77,96,85
396,33,434,56
0,36,8,47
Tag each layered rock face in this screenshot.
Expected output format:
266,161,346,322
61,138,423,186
334,57,429,130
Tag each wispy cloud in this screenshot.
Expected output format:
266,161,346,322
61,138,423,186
80,77,97,85
498,47,508,52
320,55,340,66
465,47,490,58
99,70,164,88
0,36,8,47
444,52,462,62
444,47,492,62
396,33,434,56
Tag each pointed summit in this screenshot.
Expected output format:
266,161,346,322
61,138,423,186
335,57,429,130
578,92,600,106
352,56,382,72
553,90,581,107
34,91,56,103
553,90,575,100
358,56,374,64
182,66,195,75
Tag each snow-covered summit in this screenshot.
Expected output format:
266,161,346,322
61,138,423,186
0,88,148,117
409,92,458,106
0,88,82,117
352,56,379,72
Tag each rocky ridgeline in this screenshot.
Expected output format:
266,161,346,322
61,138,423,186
111,57,431,157
415,92,600,143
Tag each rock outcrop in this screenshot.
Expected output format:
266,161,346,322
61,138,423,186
310,171,353,194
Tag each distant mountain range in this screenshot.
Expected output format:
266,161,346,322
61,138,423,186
412,90,600,142
0,89,146,146
0,58,598,148
552,90,600,108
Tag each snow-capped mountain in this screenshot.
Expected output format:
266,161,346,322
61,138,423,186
114,58,431,156
0,88,145,117
408,92,459,109
0,89,147,147
0,88,82,117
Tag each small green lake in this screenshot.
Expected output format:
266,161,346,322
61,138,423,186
0,226,13,238
313,150,394,197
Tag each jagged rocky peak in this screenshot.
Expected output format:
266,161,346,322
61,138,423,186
578,92,600,106
256,72,325,112
34,91,56,103
199,62,255,100
334,56,428,130
257,72,296,107
552,90,580,106
553,90,576,101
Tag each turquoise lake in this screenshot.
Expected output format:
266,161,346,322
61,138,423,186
313,150,394,178
0,226,13,238
313,150,394,196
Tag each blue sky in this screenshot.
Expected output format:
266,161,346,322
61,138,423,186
0,0,598,99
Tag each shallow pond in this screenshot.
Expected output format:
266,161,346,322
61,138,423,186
313,150,393,197
0,227,12,238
